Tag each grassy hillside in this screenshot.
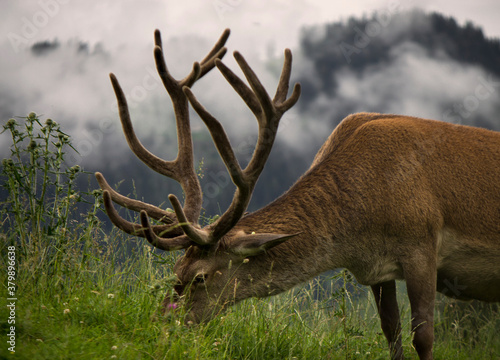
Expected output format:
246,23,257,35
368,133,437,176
1,115,499,359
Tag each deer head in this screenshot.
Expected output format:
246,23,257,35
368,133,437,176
95,29,301,323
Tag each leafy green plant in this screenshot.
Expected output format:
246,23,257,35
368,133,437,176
0,112,106,289
1,113,85,248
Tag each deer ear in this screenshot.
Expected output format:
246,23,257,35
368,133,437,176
230,232,299,257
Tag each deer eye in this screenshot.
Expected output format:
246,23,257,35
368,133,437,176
193,274,207,284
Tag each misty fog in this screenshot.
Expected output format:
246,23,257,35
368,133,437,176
2,7,500,214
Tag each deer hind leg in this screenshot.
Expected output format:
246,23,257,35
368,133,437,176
371,280,404,360
403,257,437,360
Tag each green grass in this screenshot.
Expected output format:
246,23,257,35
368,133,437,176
1,114,499,359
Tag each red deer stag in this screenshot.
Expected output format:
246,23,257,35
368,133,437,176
95,28,500,360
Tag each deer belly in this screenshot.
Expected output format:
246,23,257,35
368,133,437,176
436,267,500,301
350,258,404,285
436,231,500,302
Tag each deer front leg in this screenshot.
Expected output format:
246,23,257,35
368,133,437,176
371,280,404,360
403,258,437,360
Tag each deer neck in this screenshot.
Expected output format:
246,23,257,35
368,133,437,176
233,166,348,296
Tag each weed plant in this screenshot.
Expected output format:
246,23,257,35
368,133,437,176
0,114,498,359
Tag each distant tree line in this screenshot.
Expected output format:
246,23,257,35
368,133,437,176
297,10,500,107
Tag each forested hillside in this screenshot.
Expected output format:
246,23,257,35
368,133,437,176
298,10,500,103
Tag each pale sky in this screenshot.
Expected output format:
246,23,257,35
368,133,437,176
2,1,500,57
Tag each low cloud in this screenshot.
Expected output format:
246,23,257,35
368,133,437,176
334,42,500,122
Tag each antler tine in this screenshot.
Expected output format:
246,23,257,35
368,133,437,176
273,48,293,104
153,45,200,95
200,29,230,65
183,87,245,188
232,51,274,121
139,211,192,251
101,190,185,244
168,195,213,245
102,190,143,235
154,29,230,90
274,49,301,112
214,59,262,119
198,28,230,78
96,172,176,224
109,73,179,180
199,47,228,80
154,28,163,50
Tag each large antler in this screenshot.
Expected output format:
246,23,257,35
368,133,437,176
141,48,301,246
95,28,230,250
